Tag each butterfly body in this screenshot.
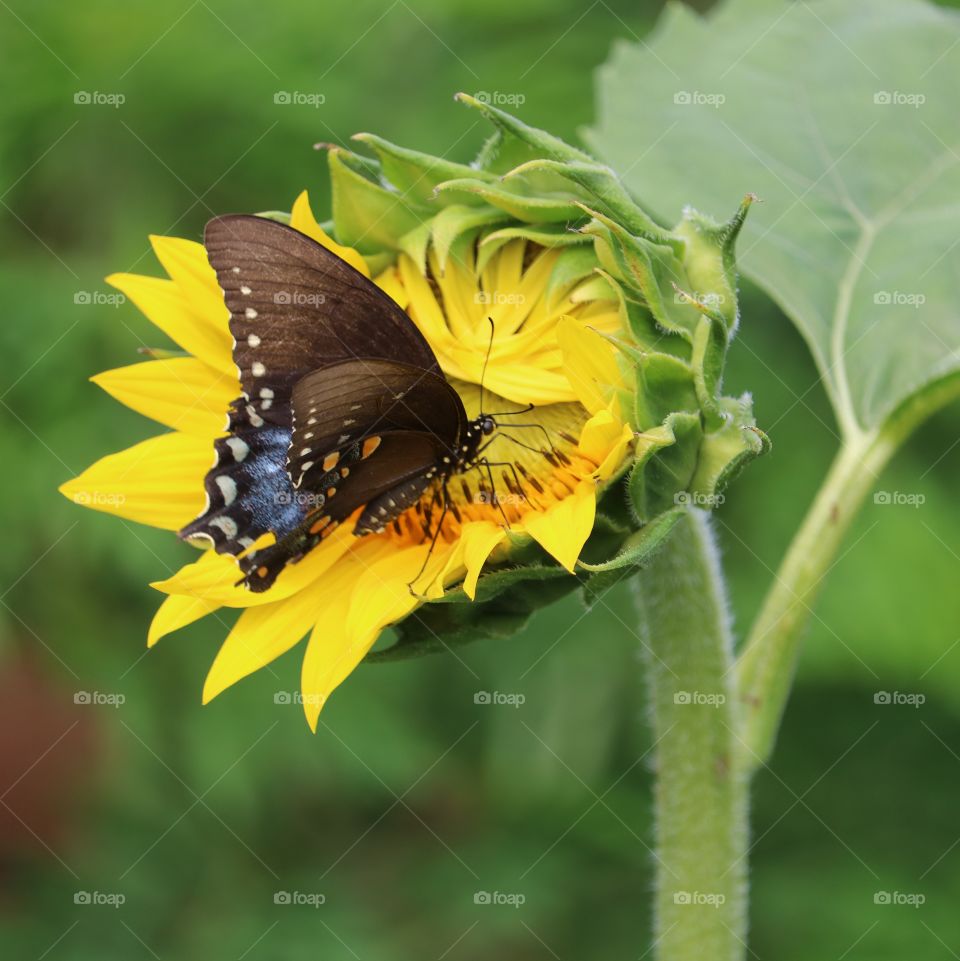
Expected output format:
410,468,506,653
179,215,498,592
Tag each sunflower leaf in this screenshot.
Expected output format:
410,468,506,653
587,0,960,438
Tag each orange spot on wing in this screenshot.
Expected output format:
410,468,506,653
309,516,331,535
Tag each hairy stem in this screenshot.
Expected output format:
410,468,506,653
635,509,748,961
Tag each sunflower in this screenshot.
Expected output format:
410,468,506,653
60,188,637,728
61,100,765,728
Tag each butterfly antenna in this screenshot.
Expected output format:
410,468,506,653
479,317,495,415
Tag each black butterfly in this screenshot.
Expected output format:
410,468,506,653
178,215,501,592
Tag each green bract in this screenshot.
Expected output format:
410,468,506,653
317,95,768,658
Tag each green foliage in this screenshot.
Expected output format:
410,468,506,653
588,0,960,439
2,0,960,958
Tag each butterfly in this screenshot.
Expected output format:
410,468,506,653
178,215,502,592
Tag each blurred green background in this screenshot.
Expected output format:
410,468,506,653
2,0,959,957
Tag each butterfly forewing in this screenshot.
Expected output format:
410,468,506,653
204,214,440,423
180,214,467,588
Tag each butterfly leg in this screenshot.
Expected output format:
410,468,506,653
407,481,451,597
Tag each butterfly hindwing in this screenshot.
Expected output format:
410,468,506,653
287,358,465,491
238,431,444,591
179,402,305,555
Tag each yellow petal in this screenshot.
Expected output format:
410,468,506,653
459,521,507,599
482,364,576,407
59,432,211,530
578,410,634,480
373,265,409,308
92,358,237,438
106,272,235,378
152,522,357,608
399,254,459,356
299,541,444,728
298,557,372,730
521,480,596,572
289,190,370,276
148,592,221,647
557,315,624,414
202,576,326,704
203,538,393,705
149,235,227,326
595,423,635,481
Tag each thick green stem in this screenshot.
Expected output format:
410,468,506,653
635,509,748,961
